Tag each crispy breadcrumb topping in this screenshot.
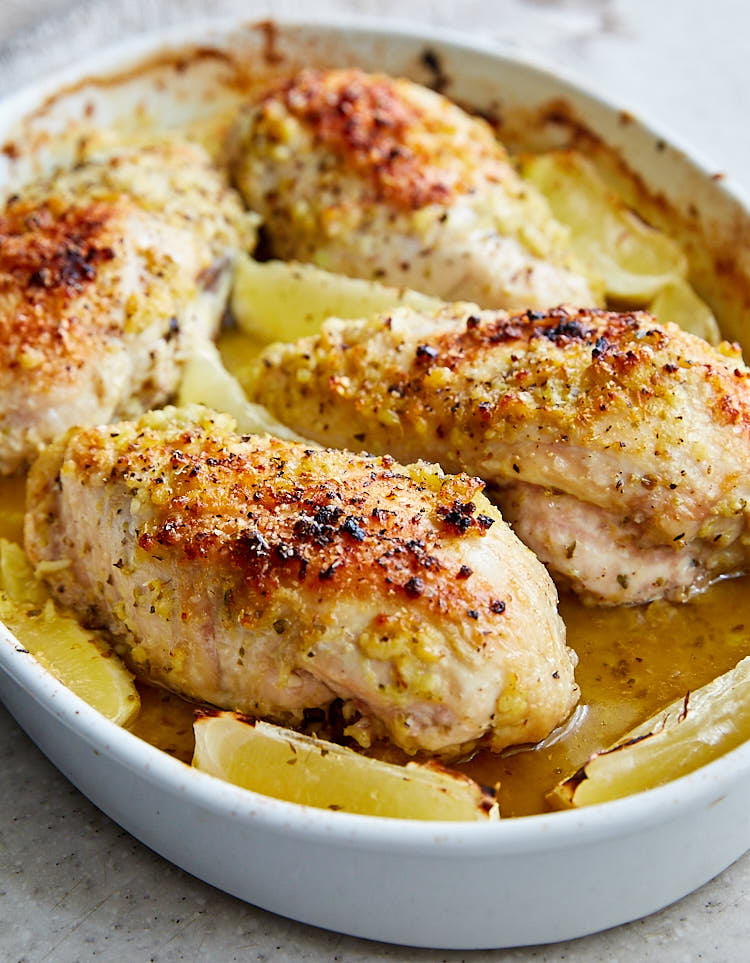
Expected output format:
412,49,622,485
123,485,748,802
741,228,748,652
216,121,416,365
66,409,509,627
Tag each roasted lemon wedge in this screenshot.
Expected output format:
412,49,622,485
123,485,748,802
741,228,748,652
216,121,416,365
521,150,687,304
178,341,306,441
231,254,441,344
193,711,498,820
649,277,720,344
0,540,139,726
549,655,750,808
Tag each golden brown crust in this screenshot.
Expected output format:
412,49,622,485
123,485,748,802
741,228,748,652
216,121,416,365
66,413,509,630
261,304,750,447
0,199,119,378
0,137,254,476
0,200,115,299
257,69,456,210
400,305,750,435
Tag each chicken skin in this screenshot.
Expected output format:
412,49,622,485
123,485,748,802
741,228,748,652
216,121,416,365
24,405,577,758
228,68,598,311
0,137,255,475
244,304,750,605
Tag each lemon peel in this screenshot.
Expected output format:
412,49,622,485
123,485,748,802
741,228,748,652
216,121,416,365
193,711,497,820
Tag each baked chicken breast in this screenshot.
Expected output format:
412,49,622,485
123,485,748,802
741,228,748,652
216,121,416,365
228,68,598,311
0,137,255,475
244,304,750,605
25,405,577,758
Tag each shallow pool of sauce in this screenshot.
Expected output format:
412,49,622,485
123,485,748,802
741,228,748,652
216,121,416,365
461,581,750,815
4,469,750,818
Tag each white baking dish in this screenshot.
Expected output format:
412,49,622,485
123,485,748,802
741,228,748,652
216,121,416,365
2,17,750,950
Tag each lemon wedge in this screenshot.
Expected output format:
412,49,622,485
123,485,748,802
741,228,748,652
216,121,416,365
178,341,307,442
231,254,441,344
521,150,687,303
649,277,720,344
549,655,750,808
0,540,139,726
193,711,498,820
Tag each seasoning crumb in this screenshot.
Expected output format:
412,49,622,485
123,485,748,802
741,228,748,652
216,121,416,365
404,576,424,598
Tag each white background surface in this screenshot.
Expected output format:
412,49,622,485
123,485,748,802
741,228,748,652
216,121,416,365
2,1,750,960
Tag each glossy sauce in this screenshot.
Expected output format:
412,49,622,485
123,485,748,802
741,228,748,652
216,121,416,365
5,464,750,818
462,583,750,815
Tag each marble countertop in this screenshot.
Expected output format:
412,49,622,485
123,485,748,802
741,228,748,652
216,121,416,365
2,1,750,959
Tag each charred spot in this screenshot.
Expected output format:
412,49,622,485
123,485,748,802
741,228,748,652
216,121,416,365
313,505,343,526
540,319,590,344
236,530,271,558
591,335,609,359
405,538,441,571
437,499,476,533
293,514,329,543
275,542,296,561
341,516,366,541
484,319,529,344
403,576,424,598
293,507,343,546
371,507,394,522
456,565,473,579
489,599,506,614
319,560,342,581
415,343,439,362
2,202,115,303
436,499,493,535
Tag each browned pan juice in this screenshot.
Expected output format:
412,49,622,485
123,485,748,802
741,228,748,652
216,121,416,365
5,471,750,817
461,582,750,815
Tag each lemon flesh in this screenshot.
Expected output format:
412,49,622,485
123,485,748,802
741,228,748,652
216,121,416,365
193,712,497,820
178,341,306,442
0,540,139,726
649,277,720,344
521,150,688,304
231,254,442,345
549,655,750,808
